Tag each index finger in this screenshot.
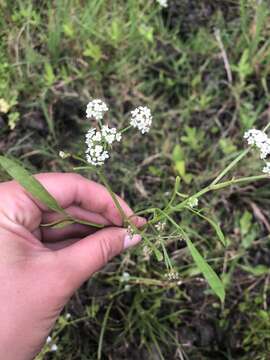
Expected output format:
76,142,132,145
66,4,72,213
33,173,143,227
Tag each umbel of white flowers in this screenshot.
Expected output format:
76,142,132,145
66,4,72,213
85,99,152,166
244,128,270,174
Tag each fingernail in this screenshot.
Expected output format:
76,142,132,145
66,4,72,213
137,216,147,226
124,233,142,249
130,215,147,228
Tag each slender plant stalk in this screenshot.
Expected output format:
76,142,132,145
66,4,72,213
146,174,269,225
210,148,250,185
98,170,128,225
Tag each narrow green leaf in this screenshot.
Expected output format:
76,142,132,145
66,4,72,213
98,302,113,360
157,209,225,302
41,219,75,229
185,237,225,302
41,217,104,229
50,219,75,229
240,264,269,277
154,247,163,262
0,156,65,214
0,156,105,230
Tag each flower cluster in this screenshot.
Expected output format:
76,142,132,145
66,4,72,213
86,99,108,120
263,162,270,175
46,336,58,352
165,271,179,281
156,0,168,7
84,99,152,166
244,129,270,159
101,125,122,144
187,197,199,208
85,126,121,166
244,128,270,175
130,106,152,134
155,221,166,232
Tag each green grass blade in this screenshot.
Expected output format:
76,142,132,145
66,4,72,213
157,209,225,302
185,236,225,303
0,156,105,229
98,301,113,360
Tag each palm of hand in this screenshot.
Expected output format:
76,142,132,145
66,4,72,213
0,173,144,360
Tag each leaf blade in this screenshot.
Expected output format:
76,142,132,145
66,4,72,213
0,156,65,214
185,237,225,302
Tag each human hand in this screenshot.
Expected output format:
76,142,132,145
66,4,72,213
0,173,145,360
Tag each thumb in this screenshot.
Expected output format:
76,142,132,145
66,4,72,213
56,227,141,292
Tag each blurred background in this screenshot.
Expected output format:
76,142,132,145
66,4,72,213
1,1,270,359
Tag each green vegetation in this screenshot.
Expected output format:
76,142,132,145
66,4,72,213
1,0,270,358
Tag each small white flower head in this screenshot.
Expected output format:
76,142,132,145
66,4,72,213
156,0,168,7
127,224,135,236
65,313,71,320
46,336,52,344
155,221,166,232
85,126,121,166
85,128,109,166
59,150,70,159
86,99,108,120
143,245,152,258
187,197,198,208
244,129,270,159
101,125,122,144
120,271,130,282
130,106,152,134
262,162,270,175
86,143,109,166
0,98,10,113
165,271,179,281
50,344,58,352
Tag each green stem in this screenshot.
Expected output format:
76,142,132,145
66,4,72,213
147,174,269,225
41,215,104,229
174,174,269,211
97,170,159,255
120,125,132,134
98,170,128,225
210,148,250,186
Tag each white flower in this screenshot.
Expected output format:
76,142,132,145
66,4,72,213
156,0,168,7
101,125,122,144
120,272,130,282
155,222,166,232
130,106,152,134
50,344,58,352
187,197,198,208
59,150,70,159
86,144,109,166
46,336,52,344
244,129,270,159
165,271,179,281
86,99,108,120
262,162,270,174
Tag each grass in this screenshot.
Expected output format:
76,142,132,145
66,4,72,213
1,0,270,358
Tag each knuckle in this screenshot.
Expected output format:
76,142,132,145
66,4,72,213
99,236,114,264
68,173,84,182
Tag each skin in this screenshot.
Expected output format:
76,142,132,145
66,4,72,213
0,173,145,360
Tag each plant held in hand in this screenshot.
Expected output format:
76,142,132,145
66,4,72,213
1,99,270,303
